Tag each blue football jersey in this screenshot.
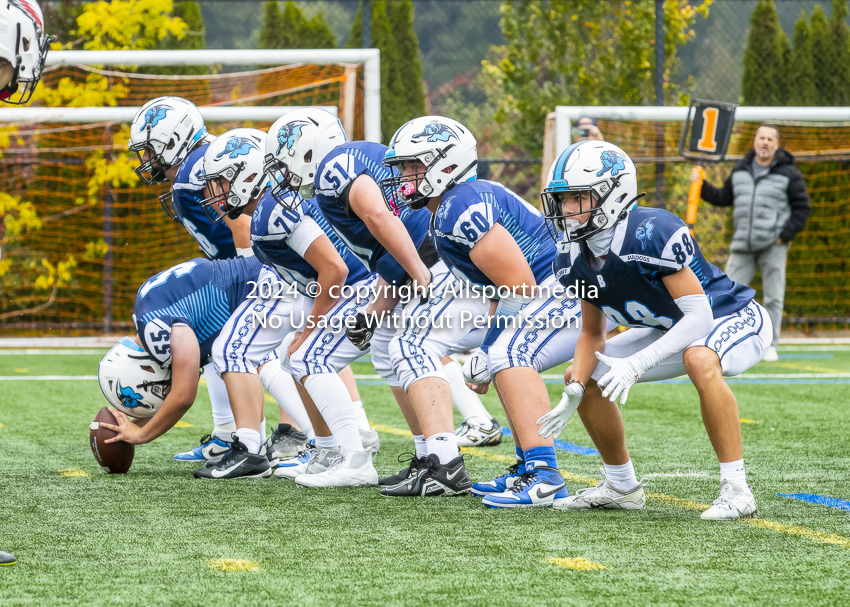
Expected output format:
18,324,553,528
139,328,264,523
171,143,238,260
431,179,557,288
250,190,370,295
314,141,432,285
133,255,262,366
554,207,754,330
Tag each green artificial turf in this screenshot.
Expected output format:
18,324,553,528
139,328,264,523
1,347,849,606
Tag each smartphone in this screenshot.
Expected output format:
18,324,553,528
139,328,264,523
572,128,590,139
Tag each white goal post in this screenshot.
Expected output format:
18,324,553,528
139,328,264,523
0,49,380,141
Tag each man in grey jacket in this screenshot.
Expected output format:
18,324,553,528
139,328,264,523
691,124,810,362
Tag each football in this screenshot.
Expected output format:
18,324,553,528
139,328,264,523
89,407,135,474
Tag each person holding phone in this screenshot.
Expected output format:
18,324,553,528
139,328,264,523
573,116,604,142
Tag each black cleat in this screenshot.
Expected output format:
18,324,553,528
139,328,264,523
378,452,426,486
267,423,309,466
193,438,272,479
380,454,472,497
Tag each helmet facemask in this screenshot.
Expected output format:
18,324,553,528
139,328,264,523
130,133,172,185
380,158,431,214
542,181,625,248
201,167,246,222
263,154,302,210
0,16,52,105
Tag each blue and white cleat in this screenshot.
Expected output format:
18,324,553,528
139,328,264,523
471,462,524,497
174,434,231,463
481,465,569,509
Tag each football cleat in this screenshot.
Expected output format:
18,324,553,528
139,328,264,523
471,462,524,496
701,481,757,520
294,450,378,488
455,418,503,447
0,551,15,566
481,466,569,509
174,433,231,463
379,452,427,486
192,438,271,479
274,446,336,480
553,469,646,510
380,454,472,497
268,424,309,466
360,427,381,453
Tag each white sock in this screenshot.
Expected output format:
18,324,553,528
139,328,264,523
212,421,236,442
351,400,371,431
260,418,267,443
426,432,460,465
413,434,427,459
605,459,638,492
235,428,262,454
444,360,490,426
259,363,314,438
303,374,364,452
719,459,747,487
314,435,339,450
204,363,235,427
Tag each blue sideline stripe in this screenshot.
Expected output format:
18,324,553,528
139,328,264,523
777,353,833,359
777,493,850,512
501,427,599,457
540,379,850,385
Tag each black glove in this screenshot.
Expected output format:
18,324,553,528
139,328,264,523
345,312,377,351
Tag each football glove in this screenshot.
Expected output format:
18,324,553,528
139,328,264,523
595,351,643,405
537,382,584,439
345,312,377,351
461,349,489,384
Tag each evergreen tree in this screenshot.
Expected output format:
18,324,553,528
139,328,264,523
346,2,363,49
810,6,832,105
370,0,396,141
788,12,816,106
389,0,426,127
163,2,205,75
830,0,850,105
741,0,787,105
259,1,282,49
305,13,337,48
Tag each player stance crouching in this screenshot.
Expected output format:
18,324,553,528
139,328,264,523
97,255,279,478
381,116,569,505
537,142,771,519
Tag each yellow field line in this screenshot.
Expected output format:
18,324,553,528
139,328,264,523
544,557,608,570
373,423,850,550
775,362,848,374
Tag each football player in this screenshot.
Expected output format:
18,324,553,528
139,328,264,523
537,141,771,519
0,0,50,105
267,109,496,495
97,254,279,478
381,116,582,506
202,126,378,487
128,96,264,462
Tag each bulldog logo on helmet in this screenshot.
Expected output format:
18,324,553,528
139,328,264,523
216,137,260,160
116,382,152,410
596,150,626,177
412,123,458,143
141,105,172,131
275,120,309,155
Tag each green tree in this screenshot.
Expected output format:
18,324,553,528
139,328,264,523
830,0,850,105
486,0,711,155
346,2,363,49
370,1,396,141
388,0,425,132
810,6,832,106
787,12,816,106
741,0,786,105
259,1,282,49
261,2,337,50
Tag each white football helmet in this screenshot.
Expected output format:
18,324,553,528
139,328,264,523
0,0,51,104
201,127,266,221
541,141,642,248
381,116,477,212
264,108,346,207
98,337,171,419
128,96,208,185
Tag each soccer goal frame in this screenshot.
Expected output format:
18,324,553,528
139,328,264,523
0,49,381,141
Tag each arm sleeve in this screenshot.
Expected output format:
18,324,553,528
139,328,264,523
700,173,735,208
779,167,811,243
627,294,714,374
287,216,325,257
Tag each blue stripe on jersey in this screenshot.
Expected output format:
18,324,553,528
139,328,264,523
349,147,393,184
139,283,231,343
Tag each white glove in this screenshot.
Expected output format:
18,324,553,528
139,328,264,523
536,382,584,438
595,351,644,405
461,349,490,384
